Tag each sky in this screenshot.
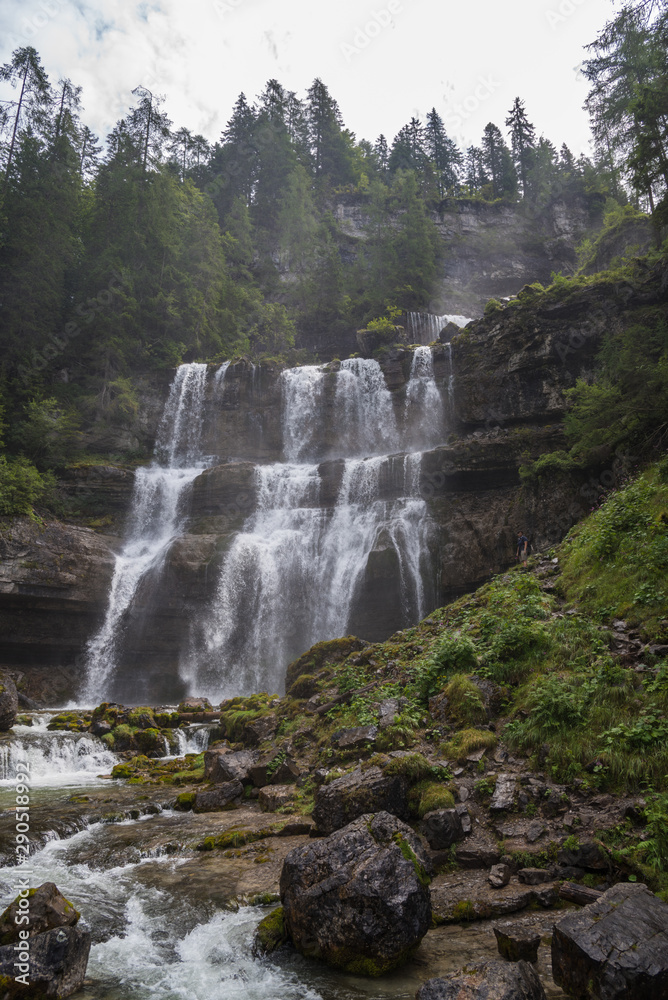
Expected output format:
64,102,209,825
0,0,621,157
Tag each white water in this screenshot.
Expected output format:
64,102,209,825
0,716,118,786
405,311,471,344
405,346,446,449
173,725,210,756
82,364,210,704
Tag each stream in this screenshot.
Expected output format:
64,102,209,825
0,717,568,999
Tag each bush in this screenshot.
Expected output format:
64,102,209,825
412,635,479,701
443,675,487,726
0,456,55,517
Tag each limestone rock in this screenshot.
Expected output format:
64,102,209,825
259,784,295,812
193,780,243,812
332,725,378,749
421,807,469,850
0,925,91,998
204,749,257,784
280,811,431,975
552,882,668,1000
494,921,541,963
243,713,278,745
313,765,409,836
416,960,546,999
488,864,511,889
490,774,517,812
0,672,18,731
0,883,90,998
517,868,552,886
178,697,212,713
0,883,80,944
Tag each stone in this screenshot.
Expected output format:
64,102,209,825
455,830,502,869
243,713,278,745
526,821,546,843
0,672,18,731
269,758,301,785
280,811,431,975
0,883,80,943
494,922,541,963
332,725,378,749
429,691,449,722
193,780,243,812
204,748,257,784
456,803,472,833
312,766,409,836
0,882,90,998
378,698,401,728
178,696,212,712
259,784,295,812
421,808,467,850
489,774,517,812
558,839,607,871
278,821,314,837
457,786,470,802
416,960,547,999
488,864,511,889
518,868,552,886
90,719,112,737
552,882,668,1000
0,925,91,998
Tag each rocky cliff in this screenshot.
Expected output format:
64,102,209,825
2,259,665,705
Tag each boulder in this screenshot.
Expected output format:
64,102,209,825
489,774,517,812
0,672,18,731
312,765,409,836
517,868,552,886
416,960,546,999
193,780,243,812
552,882,668,1000
332,725,378,749
204,748,257,783
494,921,541,963
259,784,295,812
281,811,431,975
243,713,278,745
178,697,212,713
421,807,470,850
488,864,511,889
0,883,90,998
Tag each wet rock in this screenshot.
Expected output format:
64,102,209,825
278,821,314,837
416,959,547,998
243,713,278,745
332,725,378,749
518,868,552,886
494,921,541,963
534,887,559,908
429,691,449,722
431,872,537,923
204,749,257,784
0,882,90,998
558,839,608,871
421,808,469,850
253,906,288,956
526,821,547,843
90,719,112,737
280,811,431,975
552,882,668,1000
259,784,295,812
313,766,409,836
0,672,18,731
0,882,80,943
488,864,511,889
455,830,501,869
489,774,517,812
193,780,243,813
269,757,301,785
378,698,402,728
178,697,212,712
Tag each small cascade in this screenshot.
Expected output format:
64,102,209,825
445,341,456,416
405,311,471,345
172,725,211,757
82,363,210,704
280,366,327,462
405,346,446,449
0,729,118,786
334,358,400,457
213,359,231,392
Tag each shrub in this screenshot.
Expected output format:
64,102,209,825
0,456,55,517
443,674,487,726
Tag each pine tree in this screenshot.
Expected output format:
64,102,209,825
424,108,462,197
305,78,355,186
0,47,51,195
505,97,536,197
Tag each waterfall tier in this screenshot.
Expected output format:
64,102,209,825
83,349,451,705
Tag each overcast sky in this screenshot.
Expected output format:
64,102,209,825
0,0,619,157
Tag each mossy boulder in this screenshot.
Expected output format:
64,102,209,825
280,811,431,975
177,697,213,714
285,636,368,693
253,906,288,956
313,765,410,836
134,727,166,756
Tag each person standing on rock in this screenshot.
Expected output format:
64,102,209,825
516,531,529,568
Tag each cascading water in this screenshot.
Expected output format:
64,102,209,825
405,311,471,345
0,716,118,786
185,354,443,700
82,363,210,704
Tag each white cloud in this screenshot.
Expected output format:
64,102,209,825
0,0,613,155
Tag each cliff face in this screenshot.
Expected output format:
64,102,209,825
3,262,664,704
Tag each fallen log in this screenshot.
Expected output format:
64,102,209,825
559,882,603,906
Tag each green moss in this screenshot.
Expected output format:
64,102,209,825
175,792,196,811
451,899,476,922
392,832,431,888
127,707,157,729
443,674,487,726
443,728,497,762
410,781,455,818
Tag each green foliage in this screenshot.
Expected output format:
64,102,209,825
411,634,479,702
442,674,487,726
0,456,55,517
409,781,455,818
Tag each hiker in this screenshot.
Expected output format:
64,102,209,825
516,531,529,567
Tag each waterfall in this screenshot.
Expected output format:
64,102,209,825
405,311,471,345
405,346,446,449
81,363,210,704
0,730,118,786
186,449,434,701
